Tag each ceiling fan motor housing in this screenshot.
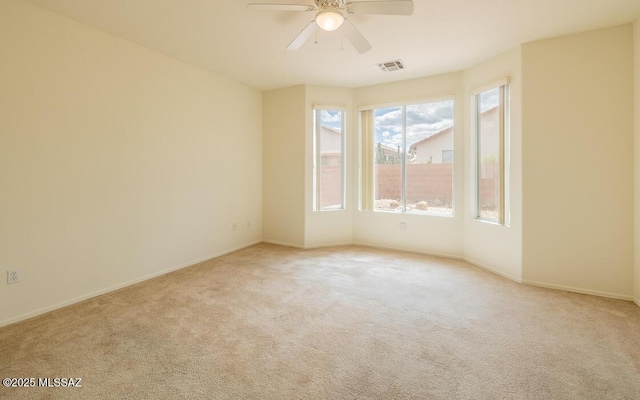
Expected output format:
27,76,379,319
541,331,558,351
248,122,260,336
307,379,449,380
248,0,414,53
315,0,346,10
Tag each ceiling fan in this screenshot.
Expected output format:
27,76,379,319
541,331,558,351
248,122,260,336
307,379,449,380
247,0,414,53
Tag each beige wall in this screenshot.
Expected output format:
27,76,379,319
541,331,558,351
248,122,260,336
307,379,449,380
353,72,465,258
0,0,263,326
463,47,523,281
635,18,640,306
263,86,306,247
522,24,634,299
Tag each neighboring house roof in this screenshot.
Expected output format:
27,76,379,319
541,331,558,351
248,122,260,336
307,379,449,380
408,106,498,149
321,125,341,135
410,126,453,149
479,105,498,118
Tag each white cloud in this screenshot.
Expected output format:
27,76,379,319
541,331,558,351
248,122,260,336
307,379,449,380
374,101,454,148
319,109,342,129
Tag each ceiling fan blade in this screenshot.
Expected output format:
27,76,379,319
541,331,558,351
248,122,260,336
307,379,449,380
247,3,313,11
346,0,414,15
286,20,316,51
342,19,372,54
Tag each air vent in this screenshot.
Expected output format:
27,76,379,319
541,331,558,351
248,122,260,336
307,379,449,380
377,59,405,72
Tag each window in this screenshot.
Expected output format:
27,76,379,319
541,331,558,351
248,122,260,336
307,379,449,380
361,99,455,215
442,150,453,164
313,108,345,211
474,82,509,224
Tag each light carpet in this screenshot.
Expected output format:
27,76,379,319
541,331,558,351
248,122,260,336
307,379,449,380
1,243,639,399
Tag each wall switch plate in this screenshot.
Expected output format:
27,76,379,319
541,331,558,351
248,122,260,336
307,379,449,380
7,270,20,284
232,222,238,231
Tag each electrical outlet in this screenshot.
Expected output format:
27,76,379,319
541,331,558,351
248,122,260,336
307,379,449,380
232,222,238,231
7,269,20,284
399,222,407,231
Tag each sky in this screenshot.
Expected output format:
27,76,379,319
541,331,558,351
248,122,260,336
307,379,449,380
318,109,342,130
374,89,500,149
374,100,454,149
316,90,500,150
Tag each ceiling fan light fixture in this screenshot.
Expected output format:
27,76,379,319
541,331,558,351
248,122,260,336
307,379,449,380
315,9,344,31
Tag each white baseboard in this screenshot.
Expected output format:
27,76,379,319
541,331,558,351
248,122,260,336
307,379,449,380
0,240,262,329
352,241,464,261
261,239,305,249
461,258,636,303
265,239,463,261
303,242,354,249
521,279,634,302
464,257,523,283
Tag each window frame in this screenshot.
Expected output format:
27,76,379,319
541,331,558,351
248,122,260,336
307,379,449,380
472,80,510,225
359,96,456,217
313,107,346,212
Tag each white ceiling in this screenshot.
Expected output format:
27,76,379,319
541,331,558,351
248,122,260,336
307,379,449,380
24,0,640,91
